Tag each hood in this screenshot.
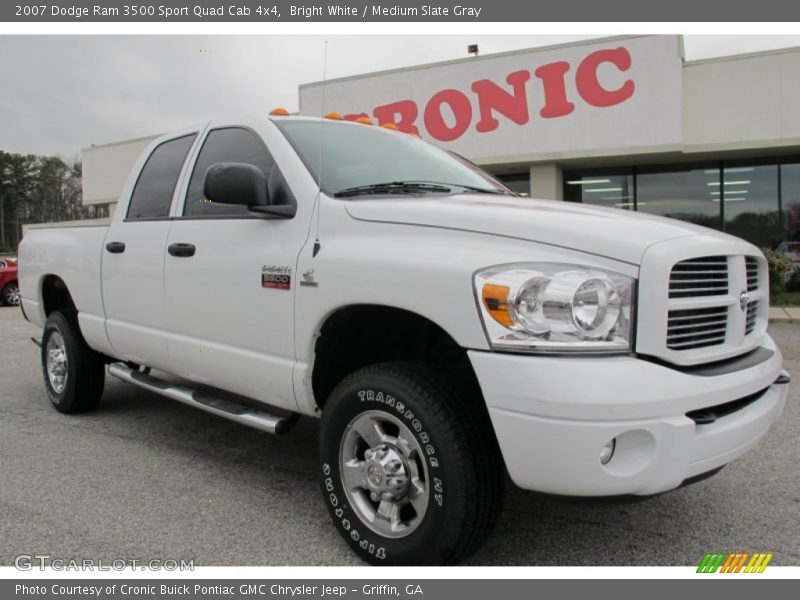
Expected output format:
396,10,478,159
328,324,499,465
345,194,732,265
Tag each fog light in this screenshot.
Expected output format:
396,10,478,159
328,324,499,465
600,439,616,465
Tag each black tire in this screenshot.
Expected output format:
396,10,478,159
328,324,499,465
1,281,19,306
319,361,504,565
41,311,105,414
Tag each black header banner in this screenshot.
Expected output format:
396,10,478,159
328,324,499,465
4,579,799,600
3,0,800,22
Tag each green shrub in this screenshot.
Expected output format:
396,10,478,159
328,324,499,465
786,267,800,293
763,248,794,295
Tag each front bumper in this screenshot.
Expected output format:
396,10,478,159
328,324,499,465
469,336,788,496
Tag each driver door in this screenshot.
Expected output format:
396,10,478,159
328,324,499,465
163,126,309,410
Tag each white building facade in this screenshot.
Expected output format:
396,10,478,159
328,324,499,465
299,35,800,251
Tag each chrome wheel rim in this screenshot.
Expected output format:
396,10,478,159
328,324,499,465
46,331,68,394
339,410,429,539
4,283,19,306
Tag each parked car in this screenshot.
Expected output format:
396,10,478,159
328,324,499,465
0,258,19,306
18,114,789,565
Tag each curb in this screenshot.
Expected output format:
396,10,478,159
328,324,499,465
769,307,800,323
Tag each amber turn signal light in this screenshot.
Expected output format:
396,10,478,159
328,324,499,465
481,284,513,327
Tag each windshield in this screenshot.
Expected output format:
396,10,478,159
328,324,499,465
273,119,511,198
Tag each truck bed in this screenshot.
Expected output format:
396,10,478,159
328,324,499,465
19,224,112,355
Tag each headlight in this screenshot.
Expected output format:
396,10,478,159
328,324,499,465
475,263,634,353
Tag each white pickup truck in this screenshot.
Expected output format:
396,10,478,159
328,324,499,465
19,114,789,565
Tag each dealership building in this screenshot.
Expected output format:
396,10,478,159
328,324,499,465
298,35,800,251
80,35,800,252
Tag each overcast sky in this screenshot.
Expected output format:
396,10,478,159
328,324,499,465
2,34,800,157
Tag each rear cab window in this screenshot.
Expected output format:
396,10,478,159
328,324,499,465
126,134,197,220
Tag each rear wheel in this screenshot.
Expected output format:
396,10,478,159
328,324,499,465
319,362,504,565
1,282,19,306
41,311,105,413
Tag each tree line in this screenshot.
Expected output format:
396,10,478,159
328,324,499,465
0,150,109,253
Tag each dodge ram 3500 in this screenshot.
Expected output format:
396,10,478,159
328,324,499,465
19,114,790,565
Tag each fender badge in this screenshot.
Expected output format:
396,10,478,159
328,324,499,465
300,268,318,287
262,265,291,290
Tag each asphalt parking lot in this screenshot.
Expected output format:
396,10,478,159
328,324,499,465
1,306,798,567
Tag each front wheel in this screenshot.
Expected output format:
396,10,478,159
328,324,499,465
1,282,19,306
41,311,105,413
319,362,504,565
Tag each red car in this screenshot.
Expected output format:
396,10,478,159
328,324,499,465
0,258,19,306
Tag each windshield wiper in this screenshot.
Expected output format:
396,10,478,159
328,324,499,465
450,184,513,196
333,181,452,198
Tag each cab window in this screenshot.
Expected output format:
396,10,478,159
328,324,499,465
183,127,275,217
126,134,196,220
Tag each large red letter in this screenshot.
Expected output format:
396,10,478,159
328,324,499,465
576,47,635,108
423,89,472,142
534,61,575,118
373,100,420,135
470,70,531,133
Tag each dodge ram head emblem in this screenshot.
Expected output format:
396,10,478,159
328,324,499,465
740,290,750,311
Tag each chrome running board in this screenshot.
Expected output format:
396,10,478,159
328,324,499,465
107,362,293,434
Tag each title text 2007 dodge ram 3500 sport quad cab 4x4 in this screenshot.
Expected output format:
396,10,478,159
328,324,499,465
19,115,789,565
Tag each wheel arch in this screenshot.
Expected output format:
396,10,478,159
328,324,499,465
40,274,77,316
310,304,483,413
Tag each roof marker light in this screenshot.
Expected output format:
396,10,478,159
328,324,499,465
324,112,343,120
380,123,400,130
269,108,290,116
354,116,374,125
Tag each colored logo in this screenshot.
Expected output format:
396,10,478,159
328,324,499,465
697,552,773,573
261,265,291,290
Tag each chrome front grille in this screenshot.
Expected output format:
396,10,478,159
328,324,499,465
667,306,728,350
669,256,728,298
745,300,759,335
663,255,765,355
746,256,759,291
637,246,768,367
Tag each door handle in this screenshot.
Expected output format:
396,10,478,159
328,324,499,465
105,241,126,254
168,243,196,257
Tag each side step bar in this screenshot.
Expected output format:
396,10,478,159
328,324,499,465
107,362,293,435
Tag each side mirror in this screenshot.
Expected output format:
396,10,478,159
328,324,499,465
204,162,267,207
203,162,296,219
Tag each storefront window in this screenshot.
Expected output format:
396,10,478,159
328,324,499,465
780,163,800,259
563,168,634,209
723,163,780,249
636,163,721,230
497,173,530,196
563,156,800,249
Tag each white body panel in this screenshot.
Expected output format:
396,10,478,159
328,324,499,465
18,224,116,357
471,339,786,495
101,220,173,367
18,115,786,498
342,193,718,266
163,218,300,407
